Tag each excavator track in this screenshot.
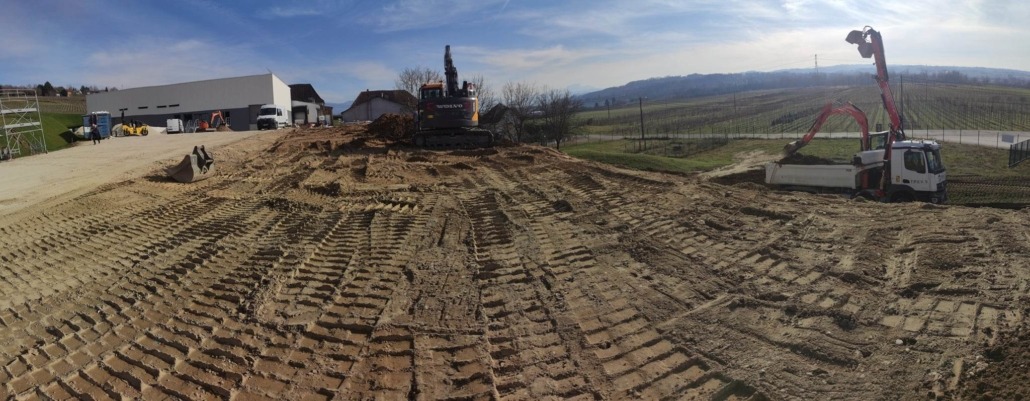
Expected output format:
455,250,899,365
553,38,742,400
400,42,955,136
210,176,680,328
413,128,493,149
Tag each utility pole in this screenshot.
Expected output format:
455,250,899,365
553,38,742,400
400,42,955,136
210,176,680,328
639,97,645,151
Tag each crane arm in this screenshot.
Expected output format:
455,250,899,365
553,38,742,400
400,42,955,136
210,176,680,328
847,26,906,172
783,102,870,156
846,27,904,139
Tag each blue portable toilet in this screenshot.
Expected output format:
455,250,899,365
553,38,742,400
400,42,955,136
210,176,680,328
82,111,112,139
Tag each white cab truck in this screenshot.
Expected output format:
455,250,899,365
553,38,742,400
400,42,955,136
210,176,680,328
766,139,948,203
256,104,290,130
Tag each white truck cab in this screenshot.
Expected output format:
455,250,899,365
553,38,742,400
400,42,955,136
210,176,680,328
886,140,947,203
257,105,289,130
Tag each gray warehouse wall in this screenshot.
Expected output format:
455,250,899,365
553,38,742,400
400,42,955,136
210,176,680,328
121,107,252,132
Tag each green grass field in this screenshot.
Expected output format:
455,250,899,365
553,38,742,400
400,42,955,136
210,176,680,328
41,113,84,151
581,84,1030,139
565,138,1028,176
2,95,84,155
563,137,1030,205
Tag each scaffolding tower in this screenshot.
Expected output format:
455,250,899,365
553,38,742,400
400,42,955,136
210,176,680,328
1,89,48,161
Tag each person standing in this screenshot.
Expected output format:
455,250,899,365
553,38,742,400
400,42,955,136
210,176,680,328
89,113,101,145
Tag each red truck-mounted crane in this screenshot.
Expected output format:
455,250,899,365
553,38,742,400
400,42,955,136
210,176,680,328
846,27,905,143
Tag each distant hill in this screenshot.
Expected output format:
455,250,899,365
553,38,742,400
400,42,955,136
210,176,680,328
578,65,1030,108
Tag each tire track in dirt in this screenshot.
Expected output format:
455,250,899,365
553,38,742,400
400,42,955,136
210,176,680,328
489,161,768,400
1,193,257,398
456,183,597,400
2,128,1028,400
502,159,925,398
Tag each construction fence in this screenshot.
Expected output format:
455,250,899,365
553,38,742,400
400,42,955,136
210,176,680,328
579,80,1030,151
1010,138,1030,168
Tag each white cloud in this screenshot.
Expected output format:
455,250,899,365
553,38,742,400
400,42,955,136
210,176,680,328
371,0,509,32
259,6,323,19
81,37,264,88
460,45,610,71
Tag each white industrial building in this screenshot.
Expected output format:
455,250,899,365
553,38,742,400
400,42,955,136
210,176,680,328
340,90,417,122
86,73,292,131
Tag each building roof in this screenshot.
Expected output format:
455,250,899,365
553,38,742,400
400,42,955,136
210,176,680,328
344,90,417,113
480,104,511,125
290,84,324,105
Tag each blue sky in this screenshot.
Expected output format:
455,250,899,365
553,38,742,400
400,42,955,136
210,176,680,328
2,0,1029,104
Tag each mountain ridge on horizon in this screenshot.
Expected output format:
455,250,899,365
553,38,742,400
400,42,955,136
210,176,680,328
577,64,1030,106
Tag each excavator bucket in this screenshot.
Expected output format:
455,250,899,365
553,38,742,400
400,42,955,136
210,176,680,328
846,29,874,58
166,145,215,183
783,140,807,157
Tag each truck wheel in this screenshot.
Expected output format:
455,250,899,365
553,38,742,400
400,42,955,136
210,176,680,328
852,192,876,202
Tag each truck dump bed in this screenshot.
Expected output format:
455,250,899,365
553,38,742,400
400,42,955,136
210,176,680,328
765,163,863,189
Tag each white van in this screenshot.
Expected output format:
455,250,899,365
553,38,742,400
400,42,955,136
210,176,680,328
257,105,290,130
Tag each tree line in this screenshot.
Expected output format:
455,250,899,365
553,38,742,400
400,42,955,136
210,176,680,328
0,82,117,97
395,67,584,150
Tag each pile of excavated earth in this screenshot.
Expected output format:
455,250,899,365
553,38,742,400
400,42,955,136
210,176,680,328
0,124,1026,400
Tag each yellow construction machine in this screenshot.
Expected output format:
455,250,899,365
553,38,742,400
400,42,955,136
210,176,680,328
121,120,149,136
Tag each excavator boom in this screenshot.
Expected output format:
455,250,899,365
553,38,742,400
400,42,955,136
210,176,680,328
444,45,459,97
783,102,870,156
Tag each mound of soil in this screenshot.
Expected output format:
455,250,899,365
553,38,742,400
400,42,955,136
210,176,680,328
367,113,414,141
2,128,1028,400
956,326,1030,400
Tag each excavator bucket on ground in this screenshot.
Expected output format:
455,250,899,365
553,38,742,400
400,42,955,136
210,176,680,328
166,146,214,183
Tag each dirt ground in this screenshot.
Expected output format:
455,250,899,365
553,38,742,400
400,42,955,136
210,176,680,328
0,126,1027,400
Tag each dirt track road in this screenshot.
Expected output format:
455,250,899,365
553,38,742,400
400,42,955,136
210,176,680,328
0,130,271,216
0,127,1027,400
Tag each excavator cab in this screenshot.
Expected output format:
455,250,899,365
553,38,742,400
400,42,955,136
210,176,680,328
866,132,889,151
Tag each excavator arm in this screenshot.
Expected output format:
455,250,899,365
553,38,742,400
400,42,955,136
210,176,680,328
444,45,459,97
783,102,870,156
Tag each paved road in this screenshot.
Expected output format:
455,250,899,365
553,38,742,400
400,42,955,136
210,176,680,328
0,129,282,216
572,130,1030,149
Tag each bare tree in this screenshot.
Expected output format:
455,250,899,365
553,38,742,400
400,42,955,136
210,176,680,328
502,81,539,144
537,88,583,150
395,66,442,97
465,74,496,114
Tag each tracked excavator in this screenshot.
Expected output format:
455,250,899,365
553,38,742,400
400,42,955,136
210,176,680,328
768,26,948,203
413,45,493,148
